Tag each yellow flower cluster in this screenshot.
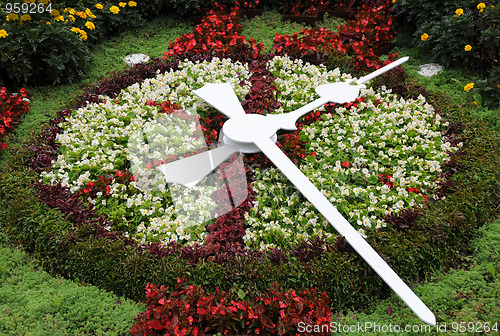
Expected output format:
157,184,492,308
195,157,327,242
6,13,19,21
20,14,32,23
477,2,486,12
464,44,472,51
455,8,464,16
86,8,97,18
420,33,429,41
64,7,76,15
76,11,87,19
85,21,96,30
70,27,88,41
464,83,474,92
2,0,136,43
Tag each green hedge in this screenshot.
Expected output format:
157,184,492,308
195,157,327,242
0,233,140,335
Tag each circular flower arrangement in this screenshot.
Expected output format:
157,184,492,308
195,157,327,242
41,55,460,250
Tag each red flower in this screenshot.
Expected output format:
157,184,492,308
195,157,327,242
342,161,351,168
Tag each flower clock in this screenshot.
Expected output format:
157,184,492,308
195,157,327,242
42,55,459,327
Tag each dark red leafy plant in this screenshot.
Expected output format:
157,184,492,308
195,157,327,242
131,280,332,336
0,87,30,150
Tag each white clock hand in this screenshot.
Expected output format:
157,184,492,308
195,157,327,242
193,83,246,118
156,144,239,188
253,136,436,326
266,56,409,131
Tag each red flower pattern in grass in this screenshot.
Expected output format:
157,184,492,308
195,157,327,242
162,7,263,62
273,0,398,74
0,87,30,150
131,281,332,336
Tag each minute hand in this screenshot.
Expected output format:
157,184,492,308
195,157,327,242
266,56,410,131
253,136,436,326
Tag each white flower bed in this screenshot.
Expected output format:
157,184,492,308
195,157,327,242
41,56,460,250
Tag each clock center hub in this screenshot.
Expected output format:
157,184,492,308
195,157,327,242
222,114,276,144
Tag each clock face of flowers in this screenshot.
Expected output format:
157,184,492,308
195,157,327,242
41,56,460,250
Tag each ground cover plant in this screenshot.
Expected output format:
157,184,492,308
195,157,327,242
0,233,141,335
0,2,499,335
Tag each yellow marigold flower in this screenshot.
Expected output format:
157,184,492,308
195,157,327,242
455,8,464,15
110,5,120,14
464,44,472,51
477,2,486,12
51,9,60,17
95,3,103,10
46,21,51,25
128,1,137,6
39,0,50,5
85,21,95,30
69,8,76,15
85,8,96,18
6,13,19,21
54,15,65,21
420,33,429,41
0,30,8,38
76,11,87,19
20,14,31,22
464,83,474,92
70,27,88,41
69,14,76,22
119,2,126,7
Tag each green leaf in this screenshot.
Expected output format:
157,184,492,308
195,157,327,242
306,155,316,163
486,263,496,277
237,289,245,300
368,175,379,184
473,93,482,106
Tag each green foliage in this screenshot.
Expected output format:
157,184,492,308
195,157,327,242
0,0,142,87
394,0,499,109
0,16,91,88
0,234,141,335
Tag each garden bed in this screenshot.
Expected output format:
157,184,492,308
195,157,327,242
1,1,499,335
